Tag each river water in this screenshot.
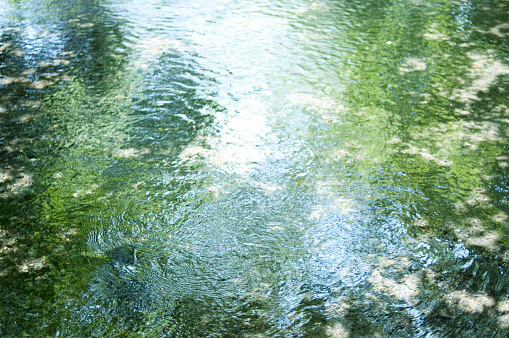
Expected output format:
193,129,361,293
1,0,509,336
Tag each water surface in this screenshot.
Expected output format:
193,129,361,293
1,0,509,336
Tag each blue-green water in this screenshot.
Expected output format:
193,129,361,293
1,0,509,336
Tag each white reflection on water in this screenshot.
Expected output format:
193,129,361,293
80,0,411,333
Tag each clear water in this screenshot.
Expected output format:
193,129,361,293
1,0,509,336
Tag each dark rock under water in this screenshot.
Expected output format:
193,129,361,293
106,244,139,265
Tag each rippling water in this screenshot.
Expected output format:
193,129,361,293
1,0,509,336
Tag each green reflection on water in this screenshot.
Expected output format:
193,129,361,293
1,0,509,336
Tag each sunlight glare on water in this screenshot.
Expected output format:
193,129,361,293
65,1,405,335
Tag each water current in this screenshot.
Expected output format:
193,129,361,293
1,0,509,336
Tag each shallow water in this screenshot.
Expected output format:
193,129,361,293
1,0,509,336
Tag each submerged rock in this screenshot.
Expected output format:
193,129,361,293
106,244,139,265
